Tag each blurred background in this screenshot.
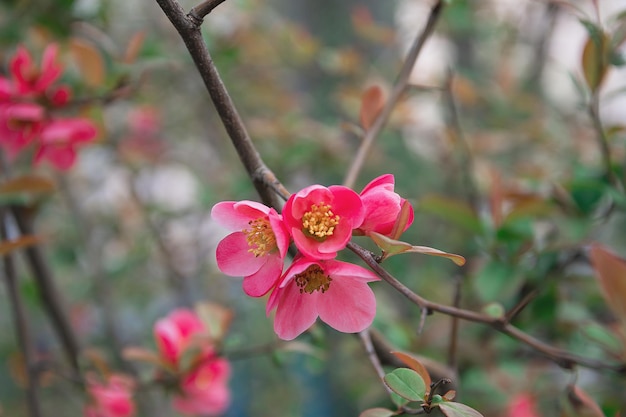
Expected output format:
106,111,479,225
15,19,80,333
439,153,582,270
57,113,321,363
0,0,625,415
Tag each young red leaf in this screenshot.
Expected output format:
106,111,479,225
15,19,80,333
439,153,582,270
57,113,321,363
122,347,163,367
70,37,106,87
368,232,465,265
390,200,413,241
581,30,611,92
438,402,485,417
0,175,55,196
562,385,606,417
359,408,396,417
359,84,385,130
406,246,466,266
0,235,41,256
383,368,426,402
390,351,432,391
589,244,626,325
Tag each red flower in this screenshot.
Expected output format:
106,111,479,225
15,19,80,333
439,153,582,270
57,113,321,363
10,44,62,96
154,308,207,368
212,201,290,297
357,174,414,236
84,374,136,417
282,185,364,260
507,394,540,417
0,102,45,157
35,118,98,170
267,256,379,340
172,357,231,416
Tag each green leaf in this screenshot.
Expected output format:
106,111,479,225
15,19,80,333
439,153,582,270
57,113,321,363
473,260,519,302
368,232,465,265
438,402,485,417
419,195,483,235
359,408,395,417
383,368,426,402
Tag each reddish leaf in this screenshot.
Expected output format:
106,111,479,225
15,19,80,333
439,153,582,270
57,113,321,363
359,408,395,417
581,31,611,92
438,402,484,417
368,232,465,265
123,31,146,64
390,200,412,241
443,390,456,401
195,302,233,343
0,235,41,256
70,37,106,87
390,351,432,391
589,244,626,325
563,385,606,417
0,175,55,196
122,347,162,367
359,85,385,130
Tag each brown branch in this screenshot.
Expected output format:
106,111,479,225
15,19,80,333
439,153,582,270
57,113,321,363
154,0,288,207
1,211,42,417
343,0,445,189
188,0,227,22
347,241,626,374
11,205,81,372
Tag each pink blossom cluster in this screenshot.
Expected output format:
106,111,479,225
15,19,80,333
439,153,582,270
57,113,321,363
154,309,231,416
83,309,231,417
212,174,414,340
0,44,97,170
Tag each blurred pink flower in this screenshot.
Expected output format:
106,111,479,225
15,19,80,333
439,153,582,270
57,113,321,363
212,201,290,297
357,174,414,236
34,118,98,170
267,256,379,340
173,357,231,416
84,374,135,417
0,102,45,157
507,393,540,417
154,308,207,368
282,184,364,260
10,44,62,96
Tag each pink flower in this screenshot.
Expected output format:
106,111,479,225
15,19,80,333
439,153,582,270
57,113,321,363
282,185,364,260
173,357,231,416
10,44,62,96
507,394,540,417
267,257,379,340
0,102,45,156
35,118,98,170
84,374,136,417
357,174,414,236
212,201,290,297
154,308,207,368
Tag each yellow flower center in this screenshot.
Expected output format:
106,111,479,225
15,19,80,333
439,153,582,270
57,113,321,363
294,265,332,294
301,202,340,240
243,217,276,257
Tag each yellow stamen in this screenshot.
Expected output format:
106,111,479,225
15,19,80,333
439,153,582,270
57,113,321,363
294,265,332,294
243,217,276,257
301,202,340,240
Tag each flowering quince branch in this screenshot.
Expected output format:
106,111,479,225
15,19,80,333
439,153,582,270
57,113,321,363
154,0,288,208
343,0,445,189
346,241,626,374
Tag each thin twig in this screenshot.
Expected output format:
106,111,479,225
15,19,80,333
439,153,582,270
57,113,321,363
11,205,81,373
154,0,288,208
1,210,42,417
347,241,626,373
589,92,623,193
343,0,445,189
446,275,462,371
188,0,227,22
359,329,393,395
126,172,194,306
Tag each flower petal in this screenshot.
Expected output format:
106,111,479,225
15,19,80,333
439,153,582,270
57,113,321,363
211,200,269,230
215,232,266,276
242,254,282,297
273,282,319,340
317,275,376,333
